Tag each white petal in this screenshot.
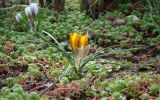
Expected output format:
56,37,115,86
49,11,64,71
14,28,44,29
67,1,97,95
82,46,90,58
15,13,22,22
30,3,38,16
25,6,32,17
74,46,90,60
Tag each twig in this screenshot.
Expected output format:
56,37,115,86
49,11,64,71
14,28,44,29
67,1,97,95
0,64,10,67
39,65,72,96
132,0,146,8
89,0,99,20
106,0,116,10
0,5,28,10
45,86,83,95
0,64,10,71
37,63,51,80
89,0,98,8
128,0,146,12
30,83,49,91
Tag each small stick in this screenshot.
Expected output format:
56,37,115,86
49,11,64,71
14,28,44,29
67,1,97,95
0,5,28,10
37,63,51,80
30,83,49,91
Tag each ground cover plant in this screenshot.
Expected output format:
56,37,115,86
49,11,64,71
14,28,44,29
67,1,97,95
0,0,160,100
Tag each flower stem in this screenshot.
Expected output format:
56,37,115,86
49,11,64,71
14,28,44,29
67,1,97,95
75,59,82,78
29,18,34,31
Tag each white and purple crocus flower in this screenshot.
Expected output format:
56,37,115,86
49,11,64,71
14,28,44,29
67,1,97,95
15,13,22,22
25,3,38,31
25,3,38,18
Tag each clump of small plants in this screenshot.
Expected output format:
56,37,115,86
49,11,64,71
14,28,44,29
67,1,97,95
1,77,40,100
0,0,160,99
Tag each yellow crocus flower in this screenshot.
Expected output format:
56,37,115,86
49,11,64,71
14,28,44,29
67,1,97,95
70,32,88,49
69,32,89,60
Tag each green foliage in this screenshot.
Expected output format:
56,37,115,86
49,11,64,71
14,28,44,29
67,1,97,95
29,92,40,100
149,84,159,96
157,97,160,100
6,77,17,88
140,93,150,100
12,84,25,97
108,80,127,93
60,77,69,86
0,84,27,100
9,93,23,100
147,0,160,27
72,78,89,89
27,64,41,77
22,55,35,63
1,87,10,97
11,0,20,4
51,69,61,77
112,92,123,100
100,97,107,100
85,88,97,97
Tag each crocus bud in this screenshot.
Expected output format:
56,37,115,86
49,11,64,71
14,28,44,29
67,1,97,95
15,13,22,22
30,3,38,17
70,32,89,60
25,3,38,18
25,6,32,18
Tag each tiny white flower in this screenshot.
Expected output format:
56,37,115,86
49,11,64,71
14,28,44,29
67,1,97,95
15,13,22,22
30,3,38,16
25,6,32,17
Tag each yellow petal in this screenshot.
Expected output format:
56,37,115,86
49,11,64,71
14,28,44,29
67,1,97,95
80,34,88,47
71,32,79,49
69,32,73,48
